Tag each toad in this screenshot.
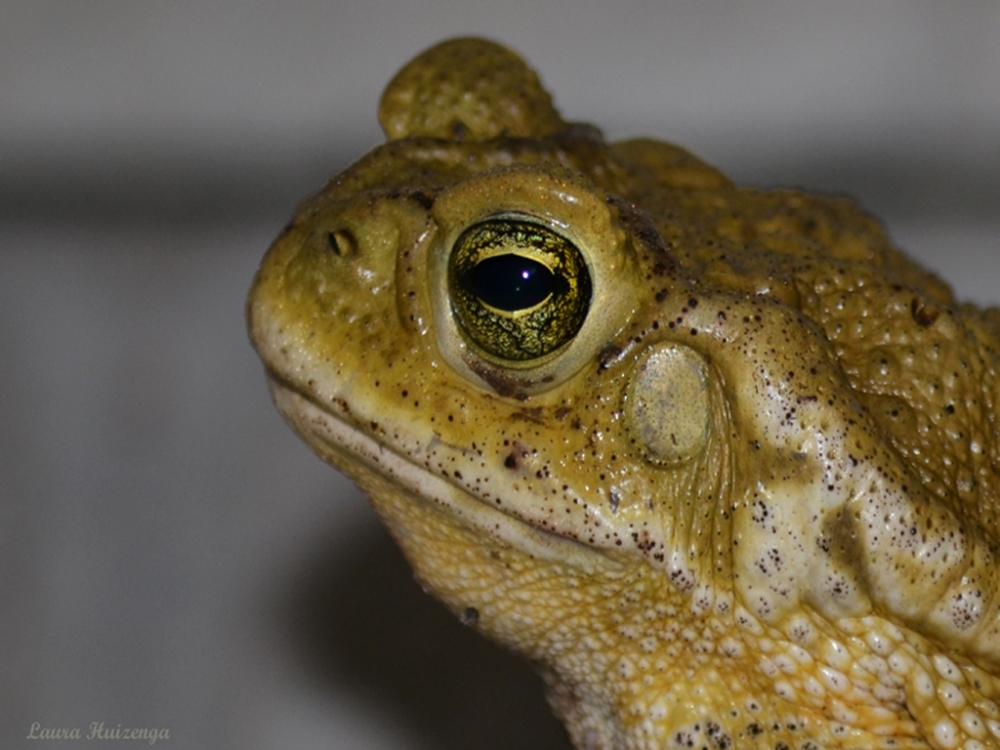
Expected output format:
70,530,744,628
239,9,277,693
248,37,1000,749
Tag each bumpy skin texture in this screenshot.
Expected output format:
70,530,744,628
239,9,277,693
248,38,1000,750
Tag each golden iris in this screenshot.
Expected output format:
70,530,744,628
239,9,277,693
448,218,591,362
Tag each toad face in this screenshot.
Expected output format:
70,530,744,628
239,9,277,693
248,37,1000,750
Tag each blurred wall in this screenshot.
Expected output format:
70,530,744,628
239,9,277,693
4,1,998,228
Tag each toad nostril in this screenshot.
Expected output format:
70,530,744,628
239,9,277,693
327,229,357,257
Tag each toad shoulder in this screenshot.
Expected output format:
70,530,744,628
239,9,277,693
249,37,1000,750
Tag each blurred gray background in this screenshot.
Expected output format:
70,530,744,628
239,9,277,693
2,2,997,748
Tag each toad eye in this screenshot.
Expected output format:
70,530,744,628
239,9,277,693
448,218,592,363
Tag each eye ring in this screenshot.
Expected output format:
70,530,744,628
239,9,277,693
448,217,592,363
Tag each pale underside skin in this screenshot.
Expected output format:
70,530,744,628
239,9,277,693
249,38,1000,749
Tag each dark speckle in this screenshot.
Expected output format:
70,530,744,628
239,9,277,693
609,490,621,514
460,607,479,626
410,190,435,210
911,297,940,327
598,345,624,369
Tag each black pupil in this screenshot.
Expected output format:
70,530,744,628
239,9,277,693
467,254,565,311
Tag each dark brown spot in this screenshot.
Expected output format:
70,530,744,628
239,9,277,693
820,508,865,583
467,360,528,399
460,607,479,626
410,190,434,210
598,345,623,369
911,296,940,326
609,490,621,514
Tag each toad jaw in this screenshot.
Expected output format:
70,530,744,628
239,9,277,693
266,376,616,574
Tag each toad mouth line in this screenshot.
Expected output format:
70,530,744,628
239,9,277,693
268,378,613,572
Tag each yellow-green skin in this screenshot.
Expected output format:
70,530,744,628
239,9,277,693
248,38,1000,750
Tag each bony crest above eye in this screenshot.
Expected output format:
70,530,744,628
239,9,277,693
448,218,592,362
